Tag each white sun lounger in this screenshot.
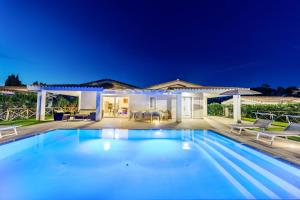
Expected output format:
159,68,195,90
230,119,273,134
0,126,19,139
255,123,300,145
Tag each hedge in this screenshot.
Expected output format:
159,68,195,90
208,103,300,122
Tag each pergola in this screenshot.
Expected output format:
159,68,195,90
27,85,104,121
220,89,261,122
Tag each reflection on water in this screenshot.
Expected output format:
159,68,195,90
99,128,196,140
103,142,111,151
80,129,196,152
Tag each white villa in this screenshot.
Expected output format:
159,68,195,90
27,79,251,123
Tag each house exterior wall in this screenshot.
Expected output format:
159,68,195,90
128,93,205,119
128,94,176,118
79,91,206,119
80,91,96,109
128,94,149,111
181,92,204,118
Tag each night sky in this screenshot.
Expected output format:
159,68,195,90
0,0,300,88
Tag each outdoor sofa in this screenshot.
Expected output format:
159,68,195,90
54,111,71,121
74,109,96,120
54,109,97,121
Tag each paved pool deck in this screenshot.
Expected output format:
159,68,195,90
1,117,300,166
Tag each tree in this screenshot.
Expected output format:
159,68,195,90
5,74,23,86
284,87,298,96
276,86,285,96
251,84,276,96
32,81,46,86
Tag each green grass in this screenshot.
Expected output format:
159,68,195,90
288,136,300,142
242,117,289,127
242,117,256,122
0,117,53,127
242,117,300,142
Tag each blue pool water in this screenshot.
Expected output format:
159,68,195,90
0,129,300,200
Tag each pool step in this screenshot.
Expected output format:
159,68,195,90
193,137,279,199
192,139,255,199
193,134,300,199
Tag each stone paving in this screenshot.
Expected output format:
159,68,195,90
1,117,300,166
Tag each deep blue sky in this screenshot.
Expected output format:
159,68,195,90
0,0,300,88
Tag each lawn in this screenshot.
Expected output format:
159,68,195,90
242,117,289,127
0,117,53,127
242,117,300,142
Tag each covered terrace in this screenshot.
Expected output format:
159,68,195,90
27,84,257,123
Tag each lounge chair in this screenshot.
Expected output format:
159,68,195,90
255,123,300,145
230,119,273,134
0,125,19,139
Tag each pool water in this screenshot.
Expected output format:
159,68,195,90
0,129,300,200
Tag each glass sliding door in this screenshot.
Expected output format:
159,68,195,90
103,97,115,117
115,97,129,117
103,96,129,118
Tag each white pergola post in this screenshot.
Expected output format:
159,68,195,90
95,92,102,121
202,93,208,118
36,90,46,121
233,94,241,123
176,93,182,123
78,91,82,111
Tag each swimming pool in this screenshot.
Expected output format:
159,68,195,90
0,129,300,200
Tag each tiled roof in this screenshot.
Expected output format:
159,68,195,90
28,79,140,90
170,86,249,90
0,86,28,93
27,85,104,92
146,79,202,89
81,78,140,89
24,78,250,93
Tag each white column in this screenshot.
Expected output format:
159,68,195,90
233,95,241,123
36,90,46,121
176,93,182,122
202,93,208,118
78,91,82,111
95,92,102,121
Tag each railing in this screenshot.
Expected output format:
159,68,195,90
0,107,78,121
209,104,300,123
0,108,36,120
242,110,300,122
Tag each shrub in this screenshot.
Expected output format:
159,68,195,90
208,103,300,122
208,103,225,116
241,104,300,122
